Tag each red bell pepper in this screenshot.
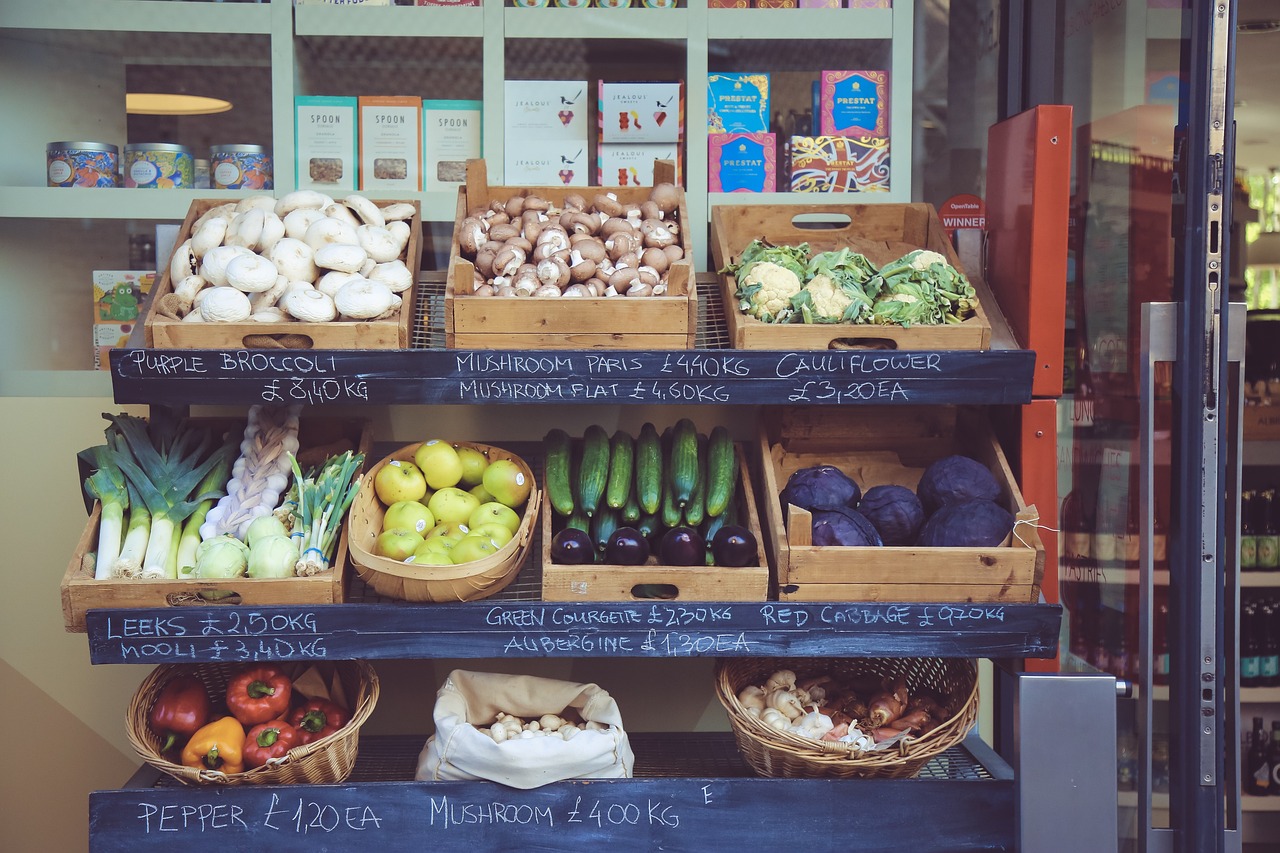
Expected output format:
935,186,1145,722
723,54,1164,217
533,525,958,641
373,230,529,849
148,674,212,755
288,698,350,744
225,665,292,726
243,719,301,769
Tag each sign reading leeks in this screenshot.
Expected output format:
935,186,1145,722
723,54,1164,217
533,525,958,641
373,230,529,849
85,602,1061,664
110,348,1036,406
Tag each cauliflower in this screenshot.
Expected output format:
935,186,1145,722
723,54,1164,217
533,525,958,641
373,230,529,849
794,275,853,323
906,249,950,271
737,261,802,323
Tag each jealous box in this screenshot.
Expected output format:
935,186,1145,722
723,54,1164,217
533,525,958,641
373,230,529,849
758,406,1044,603
143,198,420,349
445,158,696,350
540,443,768,602
710,202,992,350
60,417,370,633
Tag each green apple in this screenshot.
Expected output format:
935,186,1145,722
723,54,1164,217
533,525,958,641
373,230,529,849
375,528,425,561
470,522,514,549
450,534,501,565
407,543,454,566
469,483,495,504
383,501,435,536
413,440,463,490
481,459,531,508
428,487,481,527
423,521,470,543
374,459,427,505
469,501,522,534
418,534,458,555
456,446,489,488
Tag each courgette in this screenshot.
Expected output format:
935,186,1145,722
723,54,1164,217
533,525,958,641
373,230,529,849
621,477,642,524
577,424,611,517
682,434,708,527
567,505,591,534
543,428,575,517
704,426,737,518
635,422,663,515
605,430,634,510
591,506,619,554
660,457,683,530
637,510,660,543
670,418,699,507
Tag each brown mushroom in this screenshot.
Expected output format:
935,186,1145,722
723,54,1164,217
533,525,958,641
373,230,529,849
663,244,685,264
488,223,521,243
608,266,640,294
523,195,551,212
521,210,546,242
600,218,636,239
592,193,626,218
562,283,591,298
641,219,678,249
562,193,588,212
493,244,527,277
605,231,639,261
640,200,664,221
458,218,486,256
585,277,607,297
565,211,600,236
534,284,562,298
537,256,571,288
504,195,525,217
574,240,608,264
473,283,495,297
625,282,654,298
496,284,519,297
511,264,540,293
641,247,670,274
473,247,498,279
567,249,597,283
649,182,681,215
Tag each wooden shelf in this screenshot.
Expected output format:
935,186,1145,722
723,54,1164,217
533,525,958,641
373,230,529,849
707,8,892,40
295,4,484,38
505,7,690,40
1,0,272,33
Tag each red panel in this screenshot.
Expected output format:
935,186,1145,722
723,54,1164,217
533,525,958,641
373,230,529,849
986,106,1073,399
1020,399,1060,673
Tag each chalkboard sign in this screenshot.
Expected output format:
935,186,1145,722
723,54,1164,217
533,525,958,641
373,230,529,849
86,602,1062,664
90,774,1014,853
110,348,1037,407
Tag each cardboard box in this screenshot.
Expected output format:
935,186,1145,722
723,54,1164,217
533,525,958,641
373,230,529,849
92,270,155,323
504,80,589,141
506,141,589,187
707,73,770,134
598,81,684,144
758,406,1044,603
708,133,775,193
423,99,482,191
358,96,423,191
93,323,135,370
819,70,889,137
295,96,359,191
789,135,890,193
597,143,681,186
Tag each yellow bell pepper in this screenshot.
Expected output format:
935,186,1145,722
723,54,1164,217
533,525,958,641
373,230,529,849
180,715,246,774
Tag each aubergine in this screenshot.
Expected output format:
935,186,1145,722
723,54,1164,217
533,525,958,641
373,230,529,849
605,527,651,565
659,526,705,566
711,524,757,567
550,527,596,564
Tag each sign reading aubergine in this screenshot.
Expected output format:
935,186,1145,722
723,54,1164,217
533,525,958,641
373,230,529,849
110,348,1036,406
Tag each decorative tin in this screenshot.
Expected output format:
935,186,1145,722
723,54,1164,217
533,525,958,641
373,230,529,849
210,144,274,190
46,141,118,188
123,143,194,189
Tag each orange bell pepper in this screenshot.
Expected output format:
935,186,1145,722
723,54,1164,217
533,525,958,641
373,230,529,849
180,716,246,775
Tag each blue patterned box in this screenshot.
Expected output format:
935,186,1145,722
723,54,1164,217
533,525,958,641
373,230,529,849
709,133,775,193
788,135,889,193
707,73,770,134
819,70,889,138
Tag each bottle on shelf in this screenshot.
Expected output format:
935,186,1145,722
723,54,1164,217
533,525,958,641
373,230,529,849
1153,591,1170,686
1241,489,1259,571
1241,601,1261,688
1247,716,1272,796
1270,721,1280,795
1261,598,1279,688
1258,489,1279,571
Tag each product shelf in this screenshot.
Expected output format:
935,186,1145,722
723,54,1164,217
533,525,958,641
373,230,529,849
294,5,485,38
0,187,250,221
707,8,892,40
0,0,272,34
89,732,1018,853
504,7,691,40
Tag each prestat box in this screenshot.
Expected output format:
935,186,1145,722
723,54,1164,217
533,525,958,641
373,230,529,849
819,70,890,138
789,135,890,193
707,73,770,134
708,133,775,193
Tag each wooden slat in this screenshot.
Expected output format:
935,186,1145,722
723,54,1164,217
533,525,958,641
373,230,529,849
778,583,1037,603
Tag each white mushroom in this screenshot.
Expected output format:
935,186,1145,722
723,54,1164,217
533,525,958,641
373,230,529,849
181,310,205,323
169,239,197,283
190,217,229,259
250,276,291,313
323,201,361,228
275,190,331,217
304,217,359,252
268,238,318,283
379,202,416,222
234,194,277,214
283,288,337,322
256,211,286,254
314,243,368,274
174,274,207,314
283,207,326,241
199,287,252,322
359,257,377,277
200,245,255,287
224,253,279,293
367,260,413,293
345,193,385,228
387,220,411,253
193,203,237,231
225,208,265,249
357,225,401,263
249,308,286,323
317,270,364,299
334,278,394,319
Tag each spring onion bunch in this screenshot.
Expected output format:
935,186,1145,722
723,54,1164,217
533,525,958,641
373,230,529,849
290,450,365,577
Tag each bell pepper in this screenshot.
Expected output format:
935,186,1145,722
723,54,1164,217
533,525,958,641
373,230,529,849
225,665,292,726
243,719,301,769
180,716,246,775
288,698,350,744
148,674,212,755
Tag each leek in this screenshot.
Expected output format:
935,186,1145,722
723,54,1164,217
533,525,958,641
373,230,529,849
176,451,235,578
80,444,129,580
113,486,150,578
290,450,365,577
106,412,235,579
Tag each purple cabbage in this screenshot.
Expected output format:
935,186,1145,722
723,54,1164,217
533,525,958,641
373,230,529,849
780,465,861,513
916,455,1002,514
858,484,926,545
811,507,883,547
917,499,1015,547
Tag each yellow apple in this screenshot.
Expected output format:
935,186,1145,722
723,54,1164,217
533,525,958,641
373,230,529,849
374,459,427,505
383,501,435,536
423,521,470,543
456,446,489,488
470,522,514,549
375,528,425,561
428,487,481,527
407,542,454,566
413,440,463,490
469,501,522,534
418,534,458,555
450,534,501,565
481,459,531,508
469,483,495,504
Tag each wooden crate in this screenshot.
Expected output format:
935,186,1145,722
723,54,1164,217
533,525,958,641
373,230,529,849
710,203,992,350
143,198,420,349
445,159,697,350
541,445,768,601
60,417,370,632
758,406,1044,603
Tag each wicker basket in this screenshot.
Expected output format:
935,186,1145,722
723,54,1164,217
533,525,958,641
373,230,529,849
714,657,978,779
126,660,379,786
346,441,540,602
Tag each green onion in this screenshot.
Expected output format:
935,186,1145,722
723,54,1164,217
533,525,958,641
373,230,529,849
290,450,365,577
